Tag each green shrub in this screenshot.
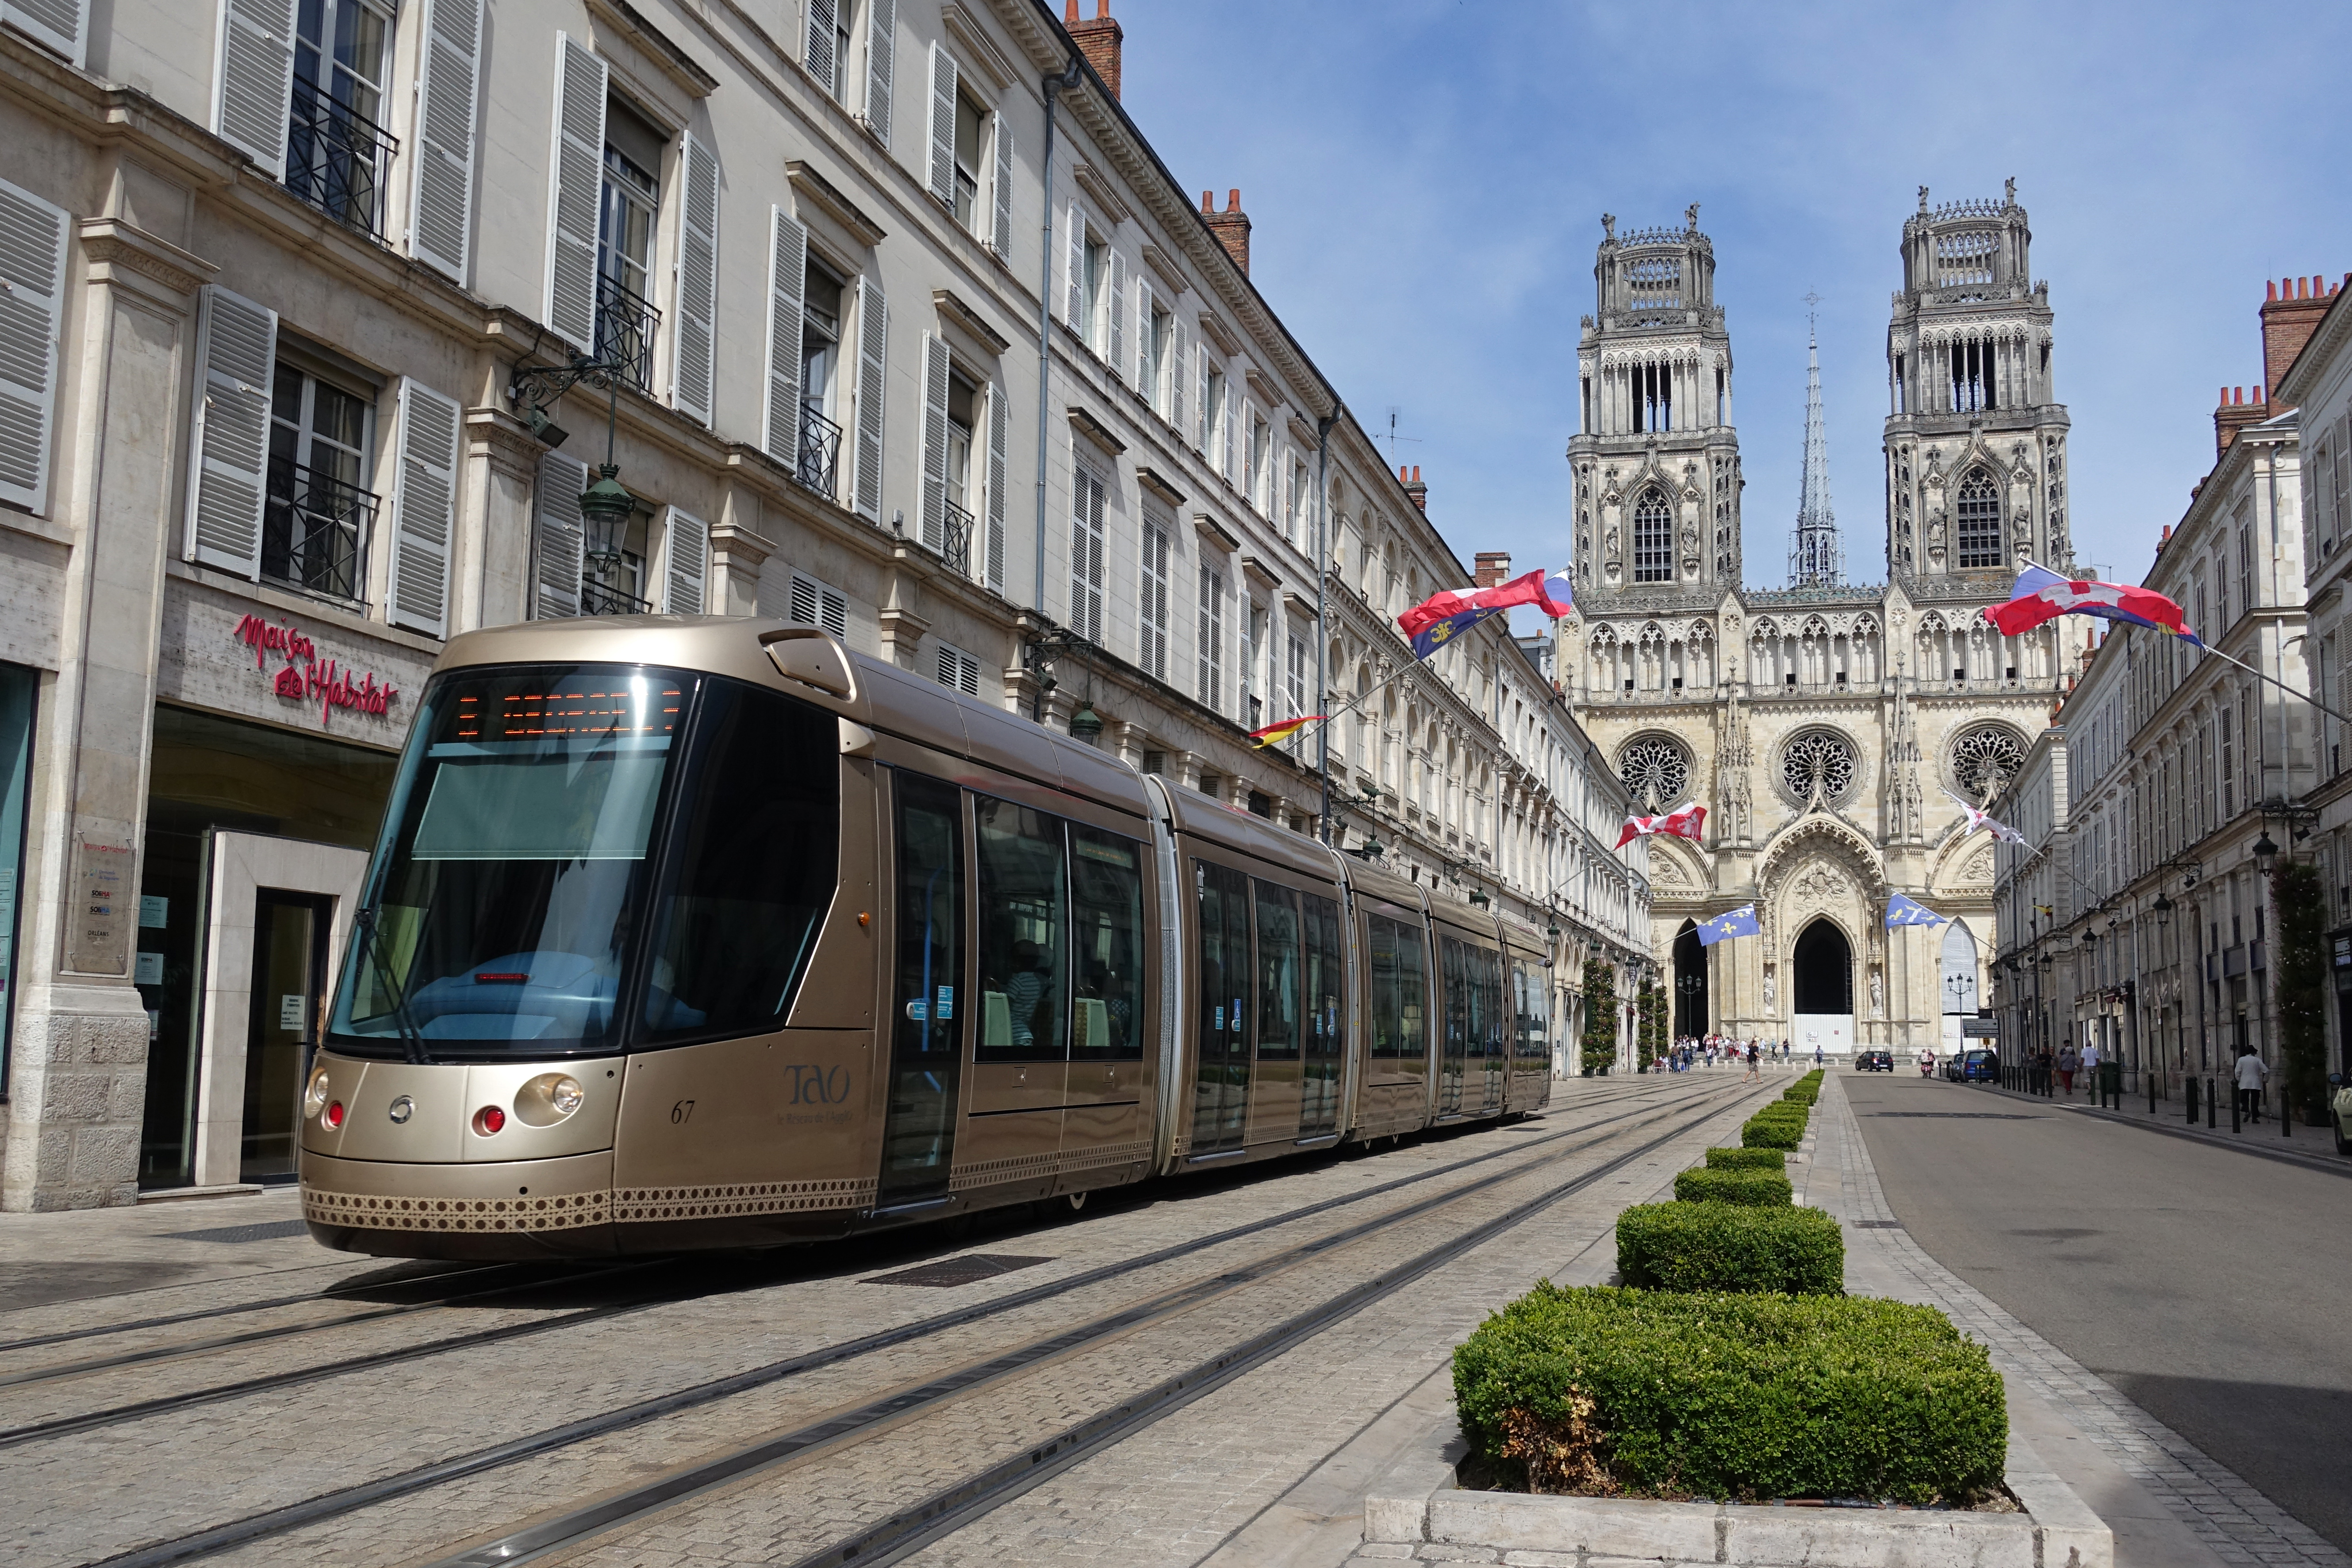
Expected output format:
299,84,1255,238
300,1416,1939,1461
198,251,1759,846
1704,1146,1784,1171
1616,1202,1843,1294
1453,1284,2004,1503
1782,1084,1819,1106
1741,1115,1803,1150
1673,1168,1792,1206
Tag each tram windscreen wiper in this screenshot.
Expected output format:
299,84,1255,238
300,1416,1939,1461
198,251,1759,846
353,905,433,1066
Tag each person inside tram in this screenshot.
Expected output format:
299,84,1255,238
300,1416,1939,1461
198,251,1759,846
1004,939,1050,1050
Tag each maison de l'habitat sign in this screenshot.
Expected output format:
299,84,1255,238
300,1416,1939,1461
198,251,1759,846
234,614,400,730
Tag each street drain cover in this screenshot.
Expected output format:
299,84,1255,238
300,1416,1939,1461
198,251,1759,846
864,1253,1055,1288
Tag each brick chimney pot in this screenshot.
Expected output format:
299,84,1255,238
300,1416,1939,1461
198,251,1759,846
1067,0,1122,100
1202,187,1251,277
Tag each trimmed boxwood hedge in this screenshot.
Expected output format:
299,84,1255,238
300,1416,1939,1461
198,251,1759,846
1453,1284,2004,1502
1741,1115,1804,1150
1782,1085,1819,1107
1672,1167,1792,1206
1616,1201,1842,1294
1704,1146,1785,1171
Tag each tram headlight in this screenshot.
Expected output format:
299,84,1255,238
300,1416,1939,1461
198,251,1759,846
303,1068,333,1120
513,1073,586,1127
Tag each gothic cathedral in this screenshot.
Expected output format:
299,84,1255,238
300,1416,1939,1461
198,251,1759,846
1560,191,2090,1055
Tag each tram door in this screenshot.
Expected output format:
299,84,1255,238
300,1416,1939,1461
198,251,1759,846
879,774,964,1206
1192,861,1251,1153
1477,950,1505,1112
1299,891,1343,1138
1439,937,1468,1114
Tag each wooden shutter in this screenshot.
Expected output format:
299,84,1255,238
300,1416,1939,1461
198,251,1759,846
662,506,709,614
925,41,957,208
545,35,606,351
1169,317,1186,437
936,644,978,696
2,0,88,66
1107,250,1125,382
1223,377,1236,482
764,207,808,469
408,0,481,282
213,0,295,177
989,112,1014,258
863,0,896,144
804,0,836,96
853,275,887,520
533,450,587,619
1195,352,1209,452
671,132,719,426
986,378,1008,591
1064,201,1084,329
918,331,949,549
0,177,69,514
183,285,278,578
785,571,847,636
387,378,462,637
1070,460,1104,643
1134,278,1153,396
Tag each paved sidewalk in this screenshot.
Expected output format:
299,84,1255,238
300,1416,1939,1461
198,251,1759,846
1965,1076,2352,1178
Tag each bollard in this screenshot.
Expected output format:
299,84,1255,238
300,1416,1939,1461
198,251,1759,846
2284,1089,2292,1138
2149,1068,2157,1116
2232,1080,2241,1133
2186,1075,2199,1125
2208,1076,2218,1128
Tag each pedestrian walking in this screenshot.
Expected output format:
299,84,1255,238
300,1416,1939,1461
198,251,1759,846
2079,1037,2099,1096
1814,1042,1823,1067
1743,1042,1760,1082
2234,1045,2269,1124
2056,1041,2079,1096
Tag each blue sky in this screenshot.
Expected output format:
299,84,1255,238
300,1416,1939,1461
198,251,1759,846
1113,0,2352,596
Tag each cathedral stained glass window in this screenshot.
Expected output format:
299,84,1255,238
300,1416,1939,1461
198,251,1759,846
1632,487,1673,583
1780,729,1858,808
1617,736,1691,812
1956,468,2002,568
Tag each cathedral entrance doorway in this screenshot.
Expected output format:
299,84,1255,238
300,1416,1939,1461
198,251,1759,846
1671,923,1707,1038
1791,917,1854,1059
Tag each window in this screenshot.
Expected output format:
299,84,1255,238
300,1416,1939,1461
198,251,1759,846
809,0,853,103
784,571,847,637
795,257,847,495
1202,367,1225,455
1632,486,1672,583
952,92,984,230
975,797,1066,1063
1243,601,1267,727
1070,456,1106,642
2237,524,2253,615
1956,468,2001,568
265,355,376,600
1287,633,1307,719
1082,234,1108,354
597,99,665,388
1070,828,1145,1062
936,642,980,695
285,0,395,238
1255,880,1301,1061
1146,306,1171,414
583,503,653,614
1140,512,1171,680
1368,913,1427,1059
1247,412,1269,516
1197,564,1225,711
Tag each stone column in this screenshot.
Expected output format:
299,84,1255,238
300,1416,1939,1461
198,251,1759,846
454,408,543,634
706,483,776,617
4,218,214,1211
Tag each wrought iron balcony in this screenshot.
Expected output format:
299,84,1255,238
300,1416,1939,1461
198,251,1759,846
262,457,374,601
579,577,653,617
797,402,842,497
595,274,660,390
937,498,975,578
283,81,397,240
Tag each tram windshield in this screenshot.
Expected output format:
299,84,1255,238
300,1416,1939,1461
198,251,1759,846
327,663,839,1058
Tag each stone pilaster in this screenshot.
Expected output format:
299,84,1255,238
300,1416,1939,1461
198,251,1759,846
455,408,545,634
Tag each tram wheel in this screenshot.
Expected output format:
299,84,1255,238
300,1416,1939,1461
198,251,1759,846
1065,1190,1089,1213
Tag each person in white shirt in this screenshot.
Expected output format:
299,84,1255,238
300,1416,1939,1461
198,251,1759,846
2078,1039,2099,1099
2235,1047,2270,1124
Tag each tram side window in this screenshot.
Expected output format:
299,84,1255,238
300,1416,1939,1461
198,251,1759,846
641,680,840,1040
975,797,1067,1063
1520,962,1550,1062
1302,891,1343,1053
1441,937,1468,1059
1367,915,1426,1059
1480,950,1506,1058
1070,827,1146,1062
1254,881,1301,1060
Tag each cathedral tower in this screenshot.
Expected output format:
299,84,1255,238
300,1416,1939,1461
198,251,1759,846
1884,183,2073,581
1789,304,1842,586
1569,208,1743,606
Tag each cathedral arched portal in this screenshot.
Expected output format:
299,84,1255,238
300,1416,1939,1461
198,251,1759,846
1671,921,1707,1038
1793,918,1853,1014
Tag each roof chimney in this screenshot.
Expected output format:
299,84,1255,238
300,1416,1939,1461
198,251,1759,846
2261,271,2336,409
1403,464,1427,512
1202,188,1250,276
1065,1,1122,100
1473,551,1512,588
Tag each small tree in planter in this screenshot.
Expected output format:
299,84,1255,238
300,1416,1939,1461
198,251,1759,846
1581,959,1618,1075
1633,977,1659,1072
2274,859,2329,1123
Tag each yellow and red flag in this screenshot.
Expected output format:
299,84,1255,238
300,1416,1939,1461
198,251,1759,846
1248,714,1323,748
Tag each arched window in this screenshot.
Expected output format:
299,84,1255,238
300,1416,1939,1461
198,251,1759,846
1633,486,1673,583
1956,468,2002,569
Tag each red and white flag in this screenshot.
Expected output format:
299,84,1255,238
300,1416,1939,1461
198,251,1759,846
1945,790,2028,846
1616,801,1705,849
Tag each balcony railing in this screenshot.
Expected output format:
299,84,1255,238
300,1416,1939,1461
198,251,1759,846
937,497,975,578
262,457,375,601
595,274,660,390
579,577,653,616
797,402,842,497
283,81,397,241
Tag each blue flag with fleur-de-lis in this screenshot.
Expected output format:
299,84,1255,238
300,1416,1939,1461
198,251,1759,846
1885,893,1950,928
1696,905,1760,946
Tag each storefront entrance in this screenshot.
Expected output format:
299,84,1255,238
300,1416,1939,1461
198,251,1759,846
240,891,331,1182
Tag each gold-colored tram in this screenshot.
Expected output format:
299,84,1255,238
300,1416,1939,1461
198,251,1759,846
299,617,1555,1259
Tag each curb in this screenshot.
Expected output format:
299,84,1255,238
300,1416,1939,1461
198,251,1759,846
1970,1082,2352,1181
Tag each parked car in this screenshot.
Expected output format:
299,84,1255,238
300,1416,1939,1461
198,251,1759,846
1856,1049,1894,1072
2331,1072,2351,1156
1958,1048,2000,1082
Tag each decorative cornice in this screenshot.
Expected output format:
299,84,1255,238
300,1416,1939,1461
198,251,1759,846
1067,405,1125,454
1138,242,1187,296
1193,514,1239,553
1070,162,1133,227
786,161,888,249
585,0,719,96
940,2,1019,92
1136,465,1185,506
933,287,1010,355
75,218,214,296
1193,308,1242,358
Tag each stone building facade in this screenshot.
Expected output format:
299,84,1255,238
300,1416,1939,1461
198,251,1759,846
0,0,1643,1208
1562,192,2089,1056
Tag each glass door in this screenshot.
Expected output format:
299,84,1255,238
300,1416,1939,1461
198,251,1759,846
1191,860,1251,1153
1439,937,1467,1113
879,773,964,1207
241,891,330,1182
1299,891,1343,1138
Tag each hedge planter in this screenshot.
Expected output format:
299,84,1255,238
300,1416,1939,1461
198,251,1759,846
1672,1167,1793,1206
1704,1146,1785,1172
1454,1285,2006,1505
1742,1115,1806,1151
1616,1203,1842,1294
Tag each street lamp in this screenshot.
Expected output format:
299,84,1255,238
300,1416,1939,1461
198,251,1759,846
2152,892,2173,927
2252,830,2280,876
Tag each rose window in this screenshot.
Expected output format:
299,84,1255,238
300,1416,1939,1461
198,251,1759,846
1617,736,1691,812
1780,730,1858,807
1949,722,2026,803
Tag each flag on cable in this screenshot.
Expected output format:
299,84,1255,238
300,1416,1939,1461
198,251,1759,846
1397,568,1574,659
1696,904,1760,947
1249,714,1324,748
1945,789,2029,845
1615,801,1705,849
1885,892,1951,928
1986,563,2202,646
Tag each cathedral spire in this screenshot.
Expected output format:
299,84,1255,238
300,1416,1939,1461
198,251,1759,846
1789,293,1842,587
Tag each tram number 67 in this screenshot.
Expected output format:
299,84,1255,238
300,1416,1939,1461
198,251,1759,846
671,1100,695,1125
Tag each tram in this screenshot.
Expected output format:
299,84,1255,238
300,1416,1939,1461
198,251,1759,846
299,617,1556,1258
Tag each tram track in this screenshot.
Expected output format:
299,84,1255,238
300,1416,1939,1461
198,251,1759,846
70,1077,1768,1568
0,1259,514,1357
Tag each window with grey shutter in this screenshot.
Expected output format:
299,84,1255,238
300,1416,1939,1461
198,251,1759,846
408,0,481,282
1139,514,1170,681
853,275,887,520
925,42,958,208
544,35,606,350
1223,378,1236,483
1197,563,1224,712
184,285,279,578
1134,277,1154,397
804,0,837,97
1065,201,1084,328
780,570,847,636
0,177,69,514
3,0,89,67
533,449,587,619
764,207,808,469
670,132,719,427
985,378,1008,592
662,506,709,614
388,377,461,636
1107,250,1126,387
863,0,896,143
1070,455,1105,644
213,0,297,177
918,331,950,549
989,112,1014,259
935,642,980,696
1170,317,1187,437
